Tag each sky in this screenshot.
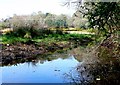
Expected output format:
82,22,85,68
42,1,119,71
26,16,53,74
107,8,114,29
0,0,76,19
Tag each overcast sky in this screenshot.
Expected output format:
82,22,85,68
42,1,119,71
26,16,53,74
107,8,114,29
0,0,76,19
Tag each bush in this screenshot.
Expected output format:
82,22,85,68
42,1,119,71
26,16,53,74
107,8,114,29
6,26,65,39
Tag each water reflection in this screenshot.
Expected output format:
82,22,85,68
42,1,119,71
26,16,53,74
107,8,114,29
2,54,80,83
64,64,93,84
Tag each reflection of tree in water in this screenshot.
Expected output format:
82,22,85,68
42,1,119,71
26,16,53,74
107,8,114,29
63,39,120,84
64,64,93,84
64,45,120,85
39,60,45,64
64,61,120,84
28,60,46,67
31,60,39,67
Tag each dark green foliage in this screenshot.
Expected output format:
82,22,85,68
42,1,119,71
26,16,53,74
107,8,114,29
2,28,94,45
6,27,57,38
89,2,119,32
6,27,33,37
55,30,64,35
55,19,68,28
78,2,120,37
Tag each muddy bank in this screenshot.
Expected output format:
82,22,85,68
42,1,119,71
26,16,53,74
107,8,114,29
0,35,93,66
0,42,72,66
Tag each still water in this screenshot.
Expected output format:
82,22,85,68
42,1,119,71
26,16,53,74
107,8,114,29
1,53,80,83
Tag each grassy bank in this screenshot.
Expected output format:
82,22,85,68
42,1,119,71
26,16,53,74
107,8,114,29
1,32,94,45
0,30,94,66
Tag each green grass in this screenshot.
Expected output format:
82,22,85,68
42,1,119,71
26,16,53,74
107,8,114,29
0,33,94,45
0,36,2,41
1,35,29,44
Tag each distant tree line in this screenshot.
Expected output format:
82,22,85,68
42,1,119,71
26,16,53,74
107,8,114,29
0,11,88,30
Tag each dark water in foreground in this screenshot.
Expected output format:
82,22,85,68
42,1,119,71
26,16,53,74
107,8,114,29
1,54,80,83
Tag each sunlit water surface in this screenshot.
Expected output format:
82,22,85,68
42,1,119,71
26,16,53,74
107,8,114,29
2,54,80,83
